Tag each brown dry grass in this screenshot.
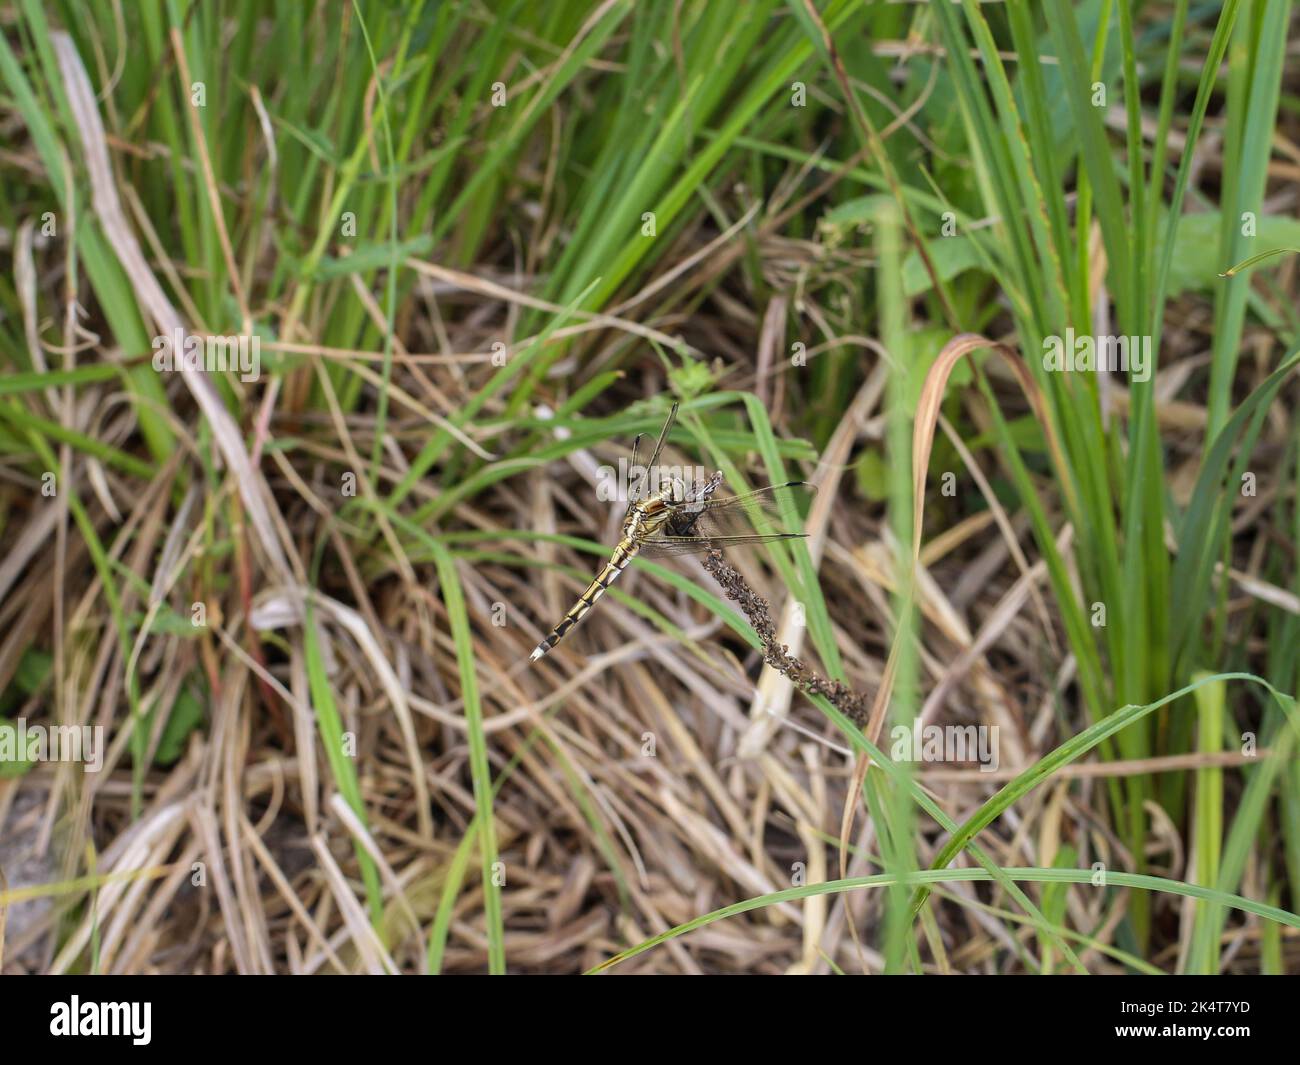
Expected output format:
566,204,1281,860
4,290,1292,973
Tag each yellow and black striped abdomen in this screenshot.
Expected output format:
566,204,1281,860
529,541,636,661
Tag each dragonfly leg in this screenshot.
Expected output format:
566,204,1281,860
689,471,723,501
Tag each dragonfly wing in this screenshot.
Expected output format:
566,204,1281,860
643,402,678,473
629,433,645,490
638,532,806,558
661,481,814,539
693,481,816,512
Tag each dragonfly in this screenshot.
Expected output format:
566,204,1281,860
530,402,814,662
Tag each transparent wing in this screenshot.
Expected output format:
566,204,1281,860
629,401,678,501
666,481,813,533
628,433,647,501
644,402,678,473
638,532,806,558
637,481,814,557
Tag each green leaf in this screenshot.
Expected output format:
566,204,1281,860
0,721,37,778
1164,213,1300,295
155,686,206,766
902,236,985,298
312,234,434,279
855,447,889,502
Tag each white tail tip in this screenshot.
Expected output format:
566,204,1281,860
529,646,545,662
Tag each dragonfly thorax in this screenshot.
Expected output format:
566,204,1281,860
622,473,723,545
622,489,674,541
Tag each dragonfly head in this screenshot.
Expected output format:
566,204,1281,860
696,471,723,499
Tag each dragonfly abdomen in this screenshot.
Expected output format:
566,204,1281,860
529,541,637,661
